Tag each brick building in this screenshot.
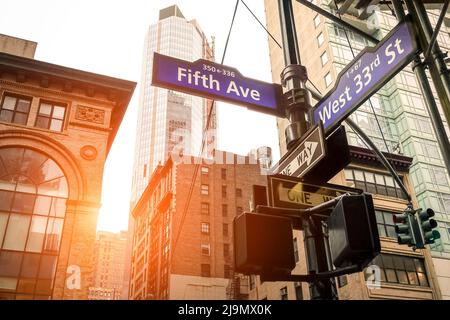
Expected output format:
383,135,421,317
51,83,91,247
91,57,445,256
248,146,442,299
0,35,135,299
262,0,450,299
89,230,128,300
129,152,265,300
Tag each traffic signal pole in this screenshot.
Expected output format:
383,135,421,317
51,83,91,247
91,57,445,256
393,0,450,179
404,0,450,133
278,0,337,300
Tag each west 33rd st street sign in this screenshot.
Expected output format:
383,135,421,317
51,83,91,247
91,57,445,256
312,20,419,134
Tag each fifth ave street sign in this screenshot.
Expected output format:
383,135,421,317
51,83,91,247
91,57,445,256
312,21,419,134
152,53,284,117
270,123,326,178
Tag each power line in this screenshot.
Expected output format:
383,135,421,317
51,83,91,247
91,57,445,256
240,0,283,49
240,0,325,103
172,0,240,253
222,0,241,63
333,0,391,154
308,79,323,95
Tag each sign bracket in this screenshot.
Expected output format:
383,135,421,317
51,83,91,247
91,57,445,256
261,264,361,283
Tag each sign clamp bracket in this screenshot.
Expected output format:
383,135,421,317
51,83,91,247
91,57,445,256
255,192,350,221
261,264,361,283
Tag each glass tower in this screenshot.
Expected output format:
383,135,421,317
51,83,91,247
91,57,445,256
131,5,215,205
330,1,450,257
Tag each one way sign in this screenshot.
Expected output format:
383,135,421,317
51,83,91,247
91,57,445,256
270,123,326,178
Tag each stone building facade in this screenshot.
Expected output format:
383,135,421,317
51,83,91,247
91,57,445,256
0,35,135,300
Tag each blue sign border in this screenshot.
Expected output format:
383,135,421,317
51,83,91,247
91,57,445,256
152,53,285,117
311,18,420,134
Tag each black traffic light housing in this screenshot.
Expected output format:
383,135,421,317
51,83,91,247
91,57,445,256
394,212,416,247
327,193,380,270
418,208,441,245
393,207,441,249
233,212,296,276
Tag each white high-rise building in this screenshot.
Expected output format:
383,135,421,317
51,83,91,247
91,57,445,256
131,5,216,206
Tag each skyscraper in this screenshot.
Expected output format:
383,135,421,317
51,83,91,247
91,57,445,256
263,0,450,299
131,5,216,206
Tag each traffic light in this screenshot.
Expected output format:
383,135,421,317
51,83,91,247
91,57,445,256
418,208,441,244
328,193,380,270
233,212,296,276
393,212,416,246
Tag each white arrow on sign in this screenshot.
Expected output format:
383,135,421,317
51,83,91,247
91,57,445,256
270,123,326,178
286,141,318,175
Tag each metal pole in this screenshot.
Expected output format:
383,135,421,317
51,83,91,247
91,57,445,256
279,0,301,66
296,0,379,44
405,0,450,128
346,117,412,203
302,217,336,299
413,58,450,178
394,1,450,178
278,0,310,149
278,0,337,300
392,0,406,21
423,1,449,63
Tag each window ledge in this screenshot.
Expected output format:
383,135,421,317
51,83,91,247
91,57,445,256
0,120,68,136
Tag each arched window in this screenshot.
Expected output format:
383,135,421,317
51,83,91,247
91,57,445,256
0,147,68,300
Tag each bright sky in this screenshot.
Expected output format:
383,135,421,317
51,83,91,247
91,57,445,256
0,0,282,232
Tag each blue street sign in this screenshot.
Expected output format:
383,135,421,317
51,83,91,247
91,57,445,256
152,53,284,117
312,21,419,134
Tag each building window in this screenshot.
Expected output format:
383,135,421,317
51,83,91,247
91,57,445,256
222,204,228,217
344,168,407,200
201,244,210,256
222,185,227,198
236,188,242,197
295,282,303,300
201,264,211,277
375,210,397,238
35,101,66,132
0,147,68,299
223,223,229,237
280,287,288,300
201,202,210,215
321,51,328,66
0,94,32,125
314,14,321,28
201,223,210,234
224,265,232,279
317,32,324,47
221,168,227,179
201,184,209,195
337,275,348,288
324,72,332,87
365,254,429,287
236,207,243,215
201,167,209,175
293,238,299,263
249,275,256,290
223,243,230,257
